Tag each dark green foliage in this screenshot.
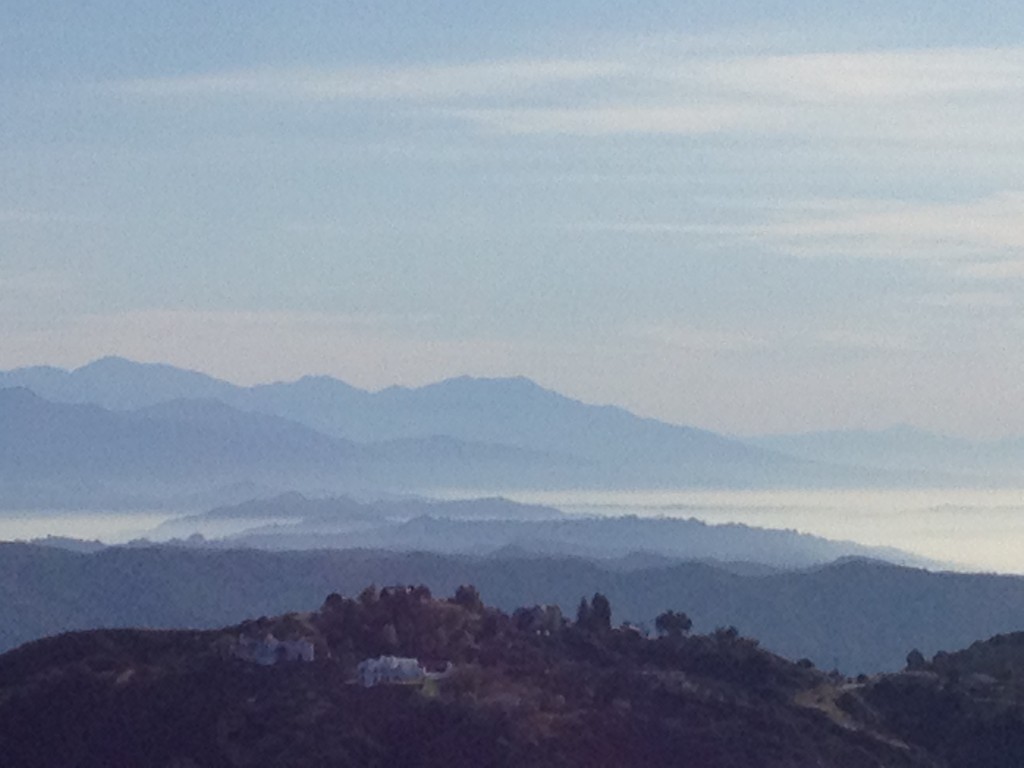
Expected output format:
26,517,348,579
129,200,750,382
906,648,926,670
451,584,484,613
655,609,693,637
590,593,612,632
575,596,591,628
575,593,612,633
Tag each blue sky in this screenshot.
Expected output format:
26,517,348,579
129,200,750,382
4,2,1024,437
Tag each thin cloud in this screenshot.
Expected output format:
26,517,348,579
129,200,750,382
108,45,1024,156
757,193,1024,260
630,324,916,355
451,104,763,136
112,59,627,102
957,261,1024,280
916,292,1014,309
696,48,1024,103
572,193,1024,264
571,222,747,235
630,324,770,352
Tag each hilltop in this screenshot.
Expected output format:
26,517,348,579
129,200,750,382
0,587,968,767
2,587,1022,767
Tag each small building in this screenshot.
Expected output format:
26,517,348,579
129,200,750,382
234,633,315,666
356,656,427,687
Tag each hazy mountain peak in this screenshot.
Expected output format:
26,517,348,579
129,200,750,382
390,374,565,407
75,355,144,372
74,356,227,384
284,374,359,389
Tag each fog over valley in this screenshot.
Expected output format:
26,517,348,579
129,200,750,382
4,357,1024,574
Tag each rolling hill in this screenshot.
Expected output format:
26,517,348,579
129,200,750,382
3,542,1023,674
1,584,1022,767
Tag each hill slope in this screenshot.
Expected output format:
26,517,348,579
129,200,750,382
3,543,1023,673
2,589,1022,767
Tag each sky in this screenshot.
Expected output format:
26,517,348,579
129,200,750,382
4,2,1024,438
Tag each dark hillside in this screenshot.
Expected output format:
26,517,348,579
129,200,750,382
0,590,947,768
3,544,1024,673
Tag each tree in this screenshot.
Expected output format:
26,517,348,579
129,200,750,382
590,593,612,632
453,584,484,613
576,597,592,628
712,625,739,643
655,610,693,638
322,593,345,612
906,648,926,671
576,594,612,633
412,584,432,602
359,584,379,606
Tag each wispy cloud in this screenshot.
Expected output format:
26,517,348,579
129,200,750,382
630,324,769,352
696,49,1024,103
757,193,1024,260
916,292,1014,309
451,104,763,136
957,261,1024,280
113,59,626,102
570,221,754,236
574,192,1024,264
109,45,1024,155
630,323,918,355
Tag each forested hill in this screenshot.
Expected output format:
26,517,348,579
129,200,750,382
1,587,1022,767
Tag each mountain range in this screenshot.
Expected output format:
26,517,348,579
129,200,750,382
151,492,927,571
2,358,757,468
0,357,819,508
0,386,590,509
8,356,1014,511
2,542,1022,674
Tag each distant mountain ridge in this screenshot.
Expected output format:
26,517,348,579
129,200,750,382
0,388,579,509
185,498,930,571
749,425,1024,478
0,358,812,500
2,542,1022,673
8,357,1014,502
1,358,758,459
